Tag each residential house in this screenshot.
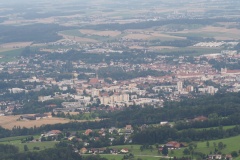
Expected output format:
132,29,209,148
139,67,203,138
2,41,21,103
20,115,36,121
34,113,50,120
45,130,62,137
120,148,129,154
80,147,88,154
85,129,93,136
208,154,222,160
166,141,185,149
225,154,233,160
193,116,208,122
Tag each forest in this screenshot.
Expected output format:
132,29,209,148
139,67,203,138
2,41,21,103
1,92,240,141
0,24,72,43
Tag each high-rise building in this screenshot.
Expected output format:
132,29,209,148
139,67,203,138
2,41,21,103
177,81,183,91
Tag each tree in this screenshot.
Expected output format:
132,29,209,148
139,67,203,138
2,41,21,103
213,142,216,148
183,148,190,155
24,145,29,152
162,145,168,156
206,141,209,148
149,145,153,152
189,145,194,159
231,151,238,157
218,142,224,150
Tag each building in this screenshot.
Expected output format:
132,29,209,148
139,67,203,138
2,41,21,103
177,81,183,91
99,94,129,106
91,89,100,97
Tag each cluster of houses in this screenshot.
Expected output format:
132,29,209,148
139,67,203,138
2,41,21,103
207,154,233,160
79,147,129,155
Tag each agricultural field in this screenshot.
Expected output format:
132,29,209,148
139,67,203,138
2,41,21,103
0,115,71,130
169,26,240,40
0,48,23,62
80,29,122,37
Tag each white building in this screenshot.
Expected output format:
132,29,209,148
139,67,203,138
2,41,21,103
177,81,183,91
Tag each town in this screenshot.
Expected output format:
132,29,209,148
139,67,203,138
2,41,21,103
0,0,240,159
1,42,239,115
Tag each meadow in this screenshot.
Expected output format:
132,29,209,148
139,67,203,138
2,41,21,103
0,48,23,62
0,135,57,152
96,135,240,159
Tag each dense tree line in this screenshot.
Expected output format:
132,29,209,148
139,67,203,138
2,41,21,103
0,144,19,155
98,67,167,80
209,59,240,71
160,40,194,47
43,49,198,65
84,18,240,31
99,92,240,127
175,113,240,130
0,143,107,160
132,125,240,144
2,92,240,140
0,24,72,44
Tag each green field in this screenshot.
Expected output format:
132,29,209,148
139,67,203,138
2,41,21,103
0,135,38,142
100,135,240,159
0,48,23,62
0,135,58,152
194,125,236,131
169,135,240,159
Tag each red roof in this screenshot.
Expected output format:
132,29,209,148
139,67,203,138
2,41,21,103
194,116,208,121
49,130,62,135
89,78,99,84
85,129,93,135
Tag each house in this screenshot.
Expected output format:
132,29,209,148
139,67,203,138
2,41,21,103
34,113,50,120
208,154,222,159
166,141,185,149
85,129,93,136
109,127,117,134
140,124,148,131
160,121,169,126
84,142,89,146
89,148,98,154
125,125,133,135
225,154,233,160
110,148,118,154
120,148,129,154
45,130,62,137
68,136,76,141
98,148,105,154
80,147,88,154
193,116,208,122
20,115,36,121
125,125,132,131
89,78,99,85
